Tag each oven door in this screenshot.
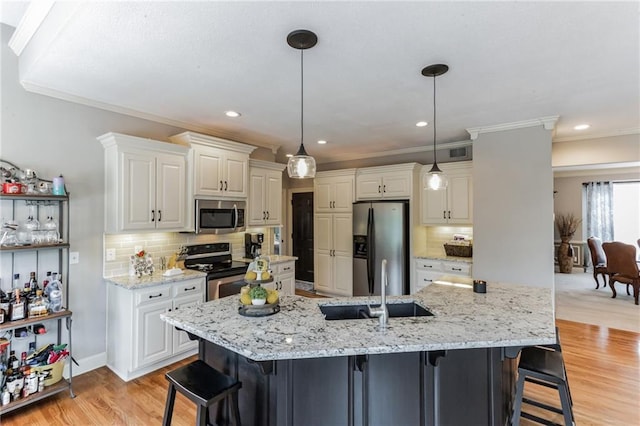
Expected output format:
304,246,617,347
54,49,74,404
195,199,246,234
207,273,246,300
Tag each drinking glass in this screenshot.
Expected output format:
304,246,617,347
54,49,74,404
42,205,59,243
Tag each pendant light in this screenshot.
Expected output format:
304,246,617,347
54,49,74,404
422,64,449,191
287,29,317,179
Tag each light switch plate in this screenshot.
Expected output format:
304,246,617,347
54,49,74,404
70,251,80,264
106,248,116,261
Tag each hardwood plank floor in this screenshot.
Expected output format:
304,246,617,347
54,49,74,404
2,320,638,425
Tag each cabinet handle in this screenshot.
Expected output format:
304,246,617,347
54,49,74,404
422,264,432,268
151,210,155,222
443,211,446,219
452,267,462,271
378,185,381,194
158,210,162,222
148,293,163,299
383,185,386,193
263,211,266,220
220,180,223,191
184,286,196,292
423,279,433,282
266,211,270,220
448,211,451,219
283,267,291,271
224,181,228,191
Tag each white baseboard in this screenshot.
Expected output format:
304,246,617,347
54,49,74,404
63,351,107,378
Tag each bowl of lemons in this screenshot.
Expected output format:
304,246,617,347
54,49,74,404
238,285,280,317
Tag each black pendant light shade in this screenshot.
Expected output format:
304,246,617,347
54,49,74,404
287,29,317,179
422,64,449,191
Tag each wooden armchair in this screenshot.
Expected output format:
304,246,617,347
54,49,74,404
587,237,609,289
602,242,639,305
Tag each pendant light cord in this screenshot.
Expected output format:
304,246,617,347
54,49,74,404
432,74,437,167
300,49,305,149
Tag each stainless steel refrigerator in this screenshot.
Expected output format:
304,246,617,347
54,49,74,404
353,200,410,296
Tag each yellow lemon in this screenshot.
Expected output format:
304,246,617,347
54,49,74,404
245,271,257,281
261,271,271,280
240,285,250,295
267,290,279,304
240,293,252,305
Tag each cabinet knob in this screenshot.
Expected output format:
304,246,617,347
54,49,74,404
263,211,266,220
266,211,270,220
383,185,386,193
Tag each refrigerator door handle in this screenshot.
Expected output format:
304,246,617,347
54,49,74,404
367,207,375,295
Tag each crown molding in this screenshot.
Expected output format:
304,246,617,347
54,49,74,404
553,161,640,178
552,127,640,143
7,0,55,55
20,80,281,154
466,116,559,140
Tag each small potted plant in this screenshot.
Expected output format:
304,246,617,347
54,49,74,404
249,286,268,305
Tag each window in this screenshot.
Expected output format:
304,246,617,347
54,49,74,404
612,181,640,255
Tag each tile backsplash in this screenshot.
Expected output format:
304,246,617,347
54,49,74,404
103,227,275,277
423,226,473,257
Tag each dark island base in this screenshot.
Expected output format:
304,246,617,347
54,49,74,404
202,342,517,426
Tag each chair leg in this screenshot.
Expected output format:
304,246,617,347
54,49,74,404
162,384,176,426
609,279,617,299
626,284,631,296
593,272,600,289
558,382,574,426
196,405,208,426
511,372,526,426
230,392,242,426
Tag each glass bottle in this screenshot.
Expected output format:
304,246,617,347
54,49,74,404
12,273,20,291
9,289,25,321
28,290,47,317
42,271,52,289
8,350,18,373
29,272,38,293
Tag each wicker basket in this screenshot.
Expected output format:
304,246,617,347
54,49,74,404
31,359,66,386
443,243,473,258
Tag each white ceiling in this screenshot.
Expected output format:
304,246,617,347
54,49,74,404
3,1,639,165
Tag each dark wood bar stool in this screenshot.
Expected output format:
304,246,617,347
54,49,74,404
162,359,242,426
510,333,574,426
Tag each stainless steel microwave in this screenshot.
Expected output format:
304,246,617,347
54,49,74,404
195,199,246,234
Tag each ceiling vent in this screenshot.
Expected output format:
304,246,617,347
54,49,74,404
449,147,468,159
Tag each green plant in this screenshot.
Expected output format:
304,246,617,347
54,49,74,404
555,213,582,239
249,286,268,300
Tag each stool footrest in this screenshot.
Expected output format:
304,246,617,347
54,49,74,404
525,376,561,390
521,410,563,426
523,397,564,415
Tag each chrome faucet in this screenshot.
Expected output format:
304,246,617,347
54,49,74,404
369,259,389,329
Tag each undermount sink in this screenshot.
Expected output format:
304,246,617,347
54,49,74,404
319,302,433,321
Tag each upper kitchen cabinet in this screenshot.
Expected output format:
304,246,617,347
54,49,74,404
421,161,473,225
169,132,256,199
248,160,286,226
99,133,189,233
314,169,356,213
355,163,420,200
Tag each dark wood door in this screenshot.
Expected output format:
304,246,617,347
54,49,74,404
292,192,314,282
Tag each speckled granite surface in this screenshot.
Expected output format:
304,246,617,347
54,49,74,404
414,254,473,263
161,278,555,361
104,269,206,289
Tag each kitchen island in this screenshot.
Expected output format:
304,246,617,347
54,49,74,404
161,277,554,426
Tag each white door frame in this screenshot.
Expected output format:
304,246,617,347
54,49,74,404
286,187,313,257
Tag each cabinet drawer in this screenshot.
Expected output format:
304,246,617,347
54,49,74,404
135,285,172,306
442,262,471,276
173,279,204,298
416,270,441,290
273,261,295,275
415,259,442,271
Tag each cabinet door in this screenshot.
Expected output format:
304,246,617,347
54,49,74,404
265,171,282,225
122,152,156,230
172,293,202,354
248,171,267,225
224,151,248,197
134,299,172,369
447,173,472,224
314,214,333,292
156,153,187,230
278,272,295,295
382,172,411,198
356,175,382,199
193,146,223,196
315,179,334,212
332,253,353,296
414,269,441,293
421,188,448,224
332,178,354,212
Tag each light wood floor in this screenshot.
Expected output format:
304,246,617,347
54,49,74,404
2,321,638,425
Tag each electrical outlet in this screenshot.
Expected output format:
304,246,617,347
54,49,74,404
70,251,80,264
106,248,116,261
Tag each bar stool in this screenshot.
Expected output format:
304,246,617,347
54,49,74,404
511,336,574,426
163,359,242,426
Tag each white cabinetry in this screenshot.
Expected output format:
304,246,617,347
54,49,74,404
314,213,353,296
106,276,205,381
248,160,285,226
170,131,257,199
271,260,295,295
421,161,472,225
99,132,189,233
314,169,356,213
413,258,472,294
356,163,419,200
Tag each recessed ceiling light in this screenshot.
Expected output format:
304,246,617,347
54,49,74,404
317,140,327,144
416,121,428,127
225,111,241,118
286,154,293,158
573,124,590,130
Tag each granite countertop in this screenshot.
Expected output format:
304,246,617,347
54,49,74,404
104,269,207,289
238,255,298,265
161,277,555,361
414,254,473,263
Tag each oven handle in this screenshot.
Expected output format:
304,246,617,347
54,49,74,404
233,203,239,230
207,274,247,301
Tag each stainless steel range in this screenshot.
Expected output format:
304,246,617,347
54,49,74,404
182,242,248,300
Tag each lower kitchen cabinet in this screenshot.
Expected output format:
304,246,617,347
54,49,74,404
272,260,295,295
106,277,205,381
414,258,472,293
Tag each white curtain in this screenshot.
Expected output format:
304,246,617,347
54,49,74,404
584,181,614,241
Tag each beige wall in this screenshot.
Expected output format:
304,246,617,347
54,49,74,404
552,134,640,167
